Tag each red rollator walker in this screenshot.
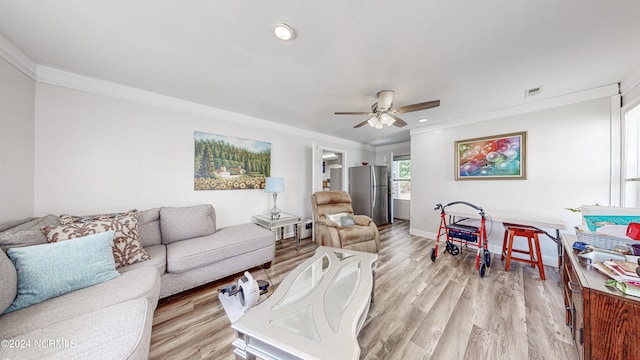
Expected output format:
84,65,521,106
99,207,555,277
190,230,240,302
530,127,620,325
432,201,491,278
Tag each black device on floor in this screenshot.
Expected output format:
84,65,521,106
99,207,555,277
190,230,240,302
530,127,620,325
218,280,270,296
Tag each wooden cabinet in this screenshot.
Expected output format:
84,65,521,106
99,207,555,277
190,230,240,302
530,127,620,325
562,234,640,360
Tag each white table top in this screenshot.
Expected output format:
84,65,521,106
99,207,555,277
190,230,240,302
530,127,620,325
445,206,567,230
232,246,377,360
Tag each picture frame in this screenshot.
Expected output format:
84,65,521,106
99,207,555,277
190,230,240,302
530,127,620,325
194,131,271,190
454,131,527,180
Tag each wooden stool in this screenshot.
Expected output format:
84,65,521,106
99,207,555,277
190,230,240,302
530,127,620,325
501,223,546,280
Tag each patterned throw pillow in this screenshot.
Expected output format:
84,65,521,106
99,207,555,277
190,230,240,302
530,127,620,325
340,215,356,227
326,212,348,225
59,209,138,225
42,212,150,268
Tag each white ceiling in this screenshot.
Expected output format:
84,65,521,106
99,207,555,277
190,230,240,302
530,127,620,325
1,1,640,146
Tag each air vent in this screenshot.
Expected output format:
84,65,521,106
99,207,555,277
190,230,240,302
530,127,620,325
524,86,543,98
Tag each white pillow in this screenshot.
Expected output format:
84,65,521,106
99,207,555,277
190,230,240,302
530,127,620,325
326,212,348,225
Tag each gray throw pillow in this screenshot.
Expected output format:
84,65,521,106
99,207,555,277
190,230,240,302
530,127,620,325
0,250,17,314
160,205,216,244
0,214,61,252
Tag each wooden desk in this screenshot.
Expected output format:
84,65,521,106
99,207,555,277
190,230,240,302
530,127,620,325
562,234,640,359
445,206,567,265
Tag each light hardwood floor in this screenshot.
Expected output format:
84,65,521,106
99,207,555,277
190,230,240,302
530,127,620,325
149,220,577,360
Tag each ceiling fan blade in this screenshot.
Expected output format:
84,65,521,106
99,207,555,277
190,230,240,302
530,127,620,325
394,100,440,113
353,118,371,128
377,90,394,111
388,114,408,127
335,111,371,115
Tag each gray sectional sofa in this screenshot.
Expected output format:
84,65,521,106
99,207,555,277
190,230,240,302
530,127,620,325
0,204,275,359
128,204,275,298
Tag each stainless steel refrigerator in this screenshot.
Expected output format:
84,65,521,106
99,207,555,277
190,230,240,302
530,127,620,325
349,165,389,226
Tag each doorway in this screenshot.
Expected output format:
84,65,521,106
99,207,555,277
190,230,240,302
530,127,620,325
322,151,344,191
312,142,347,193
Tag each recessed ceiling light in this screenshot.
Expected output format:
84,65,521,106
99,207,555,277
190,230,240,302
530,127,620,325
418,118,428,123
274,23,295,41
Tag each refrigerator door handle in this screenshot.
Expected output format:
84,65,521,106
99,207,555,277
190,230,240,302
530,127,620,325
371,166,376,187
371,186,376,209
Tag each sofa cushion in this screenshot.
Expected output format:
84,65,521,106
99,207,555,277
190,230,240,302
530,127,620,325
0,298,149,360
166,223,272,273
0,265,160,340
0,217,37,232
138,208,162,247
42,212,150,268
59,209,137,225
0,250,16,314
160,205,216,244
118,244,166,275
3,231,120,314
0,214,61,252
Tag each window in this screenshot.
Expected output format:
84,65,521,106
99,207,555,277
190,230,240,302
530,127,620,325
623,102,640,207
392,156,411,200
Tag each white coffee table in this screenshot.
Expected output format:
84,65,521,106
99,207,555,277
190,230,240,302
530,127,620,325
231,246,378,360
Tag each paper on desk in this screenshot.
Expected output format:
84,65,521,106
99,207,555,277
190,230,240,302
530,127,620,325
596,225,630,239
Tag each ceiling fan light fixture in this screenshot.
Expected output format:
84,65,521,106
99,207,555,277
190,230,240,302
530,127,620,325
374,122,383,130
381,113,396,127
367,117,377,128
274,23,295,41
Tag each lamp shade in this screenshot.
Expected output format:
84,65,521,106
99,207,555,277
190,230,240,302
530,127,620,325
265,177,284,193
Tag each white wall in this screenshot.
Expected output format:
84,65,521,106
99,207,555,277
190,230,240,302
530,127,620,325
411,97,612,266
0,57,35,223
374,141,410,166
33,83,374,228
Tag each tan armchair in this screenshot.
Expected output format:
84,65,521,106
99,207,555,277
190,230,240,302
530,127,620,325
310,190,380,253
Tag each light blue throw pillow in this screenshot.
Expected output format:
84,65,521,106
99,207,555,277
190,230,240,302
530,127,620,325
3,230,120,314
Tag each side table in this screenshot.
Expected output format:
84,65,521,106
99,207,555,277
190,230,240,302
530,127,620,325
252,213,303,250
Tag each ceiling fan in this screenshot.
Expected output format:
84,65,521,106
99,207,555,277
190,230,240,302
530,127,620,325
335,90,440,129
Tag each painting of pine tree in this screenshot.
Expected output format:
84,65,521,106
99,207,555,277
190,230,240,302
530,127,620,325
194,131,271,190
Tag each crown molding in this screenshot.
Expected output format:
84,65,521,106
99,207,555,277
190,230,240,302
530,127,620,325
0,33,37,79
621,62,640,96
411,83,620,136
36,66,370,150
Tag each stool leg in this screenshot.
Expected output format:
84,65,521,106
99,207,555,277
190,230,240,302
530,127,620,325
534,233,546,280
505,229,515,272
527,235,535,268
501,229,509,260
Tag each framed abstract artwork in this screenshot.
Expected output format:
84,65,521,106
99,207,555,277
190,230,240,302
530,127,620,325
454,131,527,180
194,131,271,190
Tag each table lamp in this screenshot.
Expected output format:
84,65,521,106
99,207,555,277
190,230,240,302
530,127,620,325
265,177,284,219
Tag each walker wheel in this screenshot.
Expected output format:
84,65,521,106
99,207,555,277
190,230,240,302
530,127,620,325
484,250,491,268
480,263,487,278
430,248,436,262
450,244,460,256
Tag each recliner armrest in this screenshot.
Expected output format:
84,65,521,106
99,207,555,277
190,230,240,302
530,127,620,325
353,215,374,226
316,219,340,228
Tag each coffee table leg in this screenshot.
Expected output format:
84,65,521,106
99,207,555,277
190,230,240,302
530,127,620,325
295,223,300,250
371,269,376,303
233,332,255,360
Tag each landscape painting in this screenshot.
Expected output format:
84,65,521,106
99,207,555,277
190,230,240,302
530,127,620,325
194,131,271,190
